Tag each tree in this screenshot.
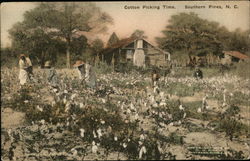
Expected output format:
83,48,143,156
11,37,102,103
91,38,104,65
92,38,104,54
9,22,66,67
9,2,113,68
70,35,88,58
130,29,147,39
224,29,250,53
156,12,226,61
107,32,119,47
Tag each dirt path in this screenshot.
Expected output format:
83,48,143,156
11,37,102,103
1,108,25,129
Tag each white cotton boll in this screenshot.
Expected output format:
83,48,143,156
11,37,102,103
135,113,139,120
183,112,187,119
101,98,106,103
79,103,84,108
101,120,105,124
153,103,158,108
36,105,43,112
93,130,97,138
130,103,135,110
139,146,147,159
40,119,45,125
80,129,85,138
169,122,174,126
197,107,202,113
71,94,77,100
53,88,58,93
159,122,165,127
65,103,71,112
128,138,131,142
179,104,184,110
159,102,166,106
97,128,102,138
123,143,127,148
127,108,131,114
63,97,67,104
71,148,78,156
24,100,29,103
114,136,118,141
64,90,68,94
139,134,145,141
51,101,56,106
159,92,164,98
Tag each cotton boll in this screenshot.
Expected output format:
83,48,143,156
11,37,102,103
179,104,184,110
197,107,202,113
123,143,127,148
80,129,85,138
97,128,102,138
36,105,43,112
139,146,147,159
92,143,98,154
114,136,118,141
93,130,97,138
71,148,78,156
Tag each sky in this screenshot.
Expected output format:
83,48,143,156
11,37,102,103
1,1,249,48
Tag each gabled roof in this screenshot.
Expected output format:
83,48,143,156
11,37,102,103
101,37,136,55
223,51,249,60
101,37,169,56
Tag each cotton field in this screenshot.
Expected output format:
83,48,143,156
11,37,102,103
1,67,250,160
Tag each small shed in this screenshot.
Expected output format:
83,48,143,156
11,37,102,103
221,51,249,65
100,38,171,67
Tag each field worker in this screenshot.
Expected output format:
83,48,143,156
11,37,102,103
44,61,58,89
193,67,203,80
18,54,29,85
73,60,85,80
151,69,160,87
24,55,35,82
85,61,97,89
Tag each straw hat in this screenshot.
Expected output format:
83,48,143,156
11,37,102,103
44,61,51,67
20,54,26,58
73,60,85,67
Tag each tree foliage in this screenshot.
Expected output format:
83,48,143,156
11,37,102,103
9,2,113,68
130,29,147,39
156,12,250,60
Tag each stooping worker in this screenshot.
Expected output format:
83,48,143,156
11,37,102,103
193,67,203,80
85,61,97,89
151,69,161,87
73,60,97,89
73,60,85,80
18,54,30,85
44,61,58,89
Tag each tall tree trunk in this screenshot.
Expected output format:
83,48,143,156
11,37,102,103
66,38,71,68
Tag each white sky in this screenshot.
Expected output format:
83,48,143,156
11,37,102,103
1,1,249,48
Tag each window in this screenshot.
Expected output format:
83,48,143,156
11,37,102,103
126,50,133,59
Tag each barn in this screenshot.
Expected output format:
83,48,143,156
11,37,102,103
100,37,171,67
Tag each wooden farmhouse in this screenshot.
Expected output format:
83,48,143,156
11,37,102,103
100,37,171,67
